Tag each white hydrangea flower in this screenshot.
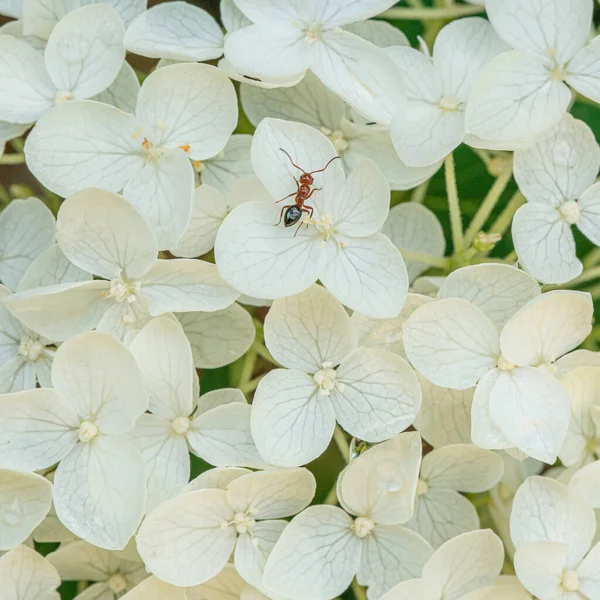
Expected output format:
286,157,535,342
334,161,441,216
379,530,505,600
251,285,421,466
91,60,141,114
466,0,599,144
0,331,148,549
3,189,238,342
264,432,433,600
223,0,406,124
30,473,76,545
24,62,238,248
0,469,52,551
0,545,60,600
559,367,600,467
136,467,316,589
382,203,446,282
0,5,126,124
172,178,270,259
129,314,265,510
388,18,508,167
512,115,600,284
511,475,600,600
215,119,409,318
241,71,440,191
20,0,146,40
0,197,55,291
406,444,504,548
568,459,600,510
403,291,593,462
46,540,148,597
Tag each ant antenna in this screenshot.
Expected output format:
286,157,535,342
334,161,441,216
279,148,305,173
309,155,341,175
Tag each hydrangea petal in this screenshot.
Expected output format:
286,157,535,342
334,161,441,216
578,182,600,246
91,61,140,114
566,37,600,104
0,545,60,600
513,541,566,600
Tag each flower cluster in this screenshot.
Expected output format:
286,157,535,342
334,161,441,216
0,1,599,600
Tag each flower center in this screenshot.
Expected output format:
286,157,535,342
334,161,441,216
320,127,349,153
561,570,580,592
313,362,344,396
18,336,45,361
78,420,99,443
192,159,205,172
171,417,190,435
537,362,558,376
107,573,128,594
107,272,141,304
497,355,516,371
376,462,404,492
558,200,581,225
352,516,375,538
141,138,166,160
439,95,462,111
416,479,429,496
232,511,256,534
55,90,72,103
303,23,322,44
549,64,566,81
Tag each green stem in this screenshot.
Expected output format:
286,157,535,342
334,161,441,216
411,180,429,204
400,249,450,270
323,483,338,506
77,581,89,593
333,426,350,464
583,248,600,268
239,374,265,394
379,4,485,19
445,153,464,256
488,191,525,236
504,250,517,264
546,266,600,290
10,137,24,152
0,153,25,165
352,579,368,600
252,342,278,365
237,349,257,388
464,160,513,247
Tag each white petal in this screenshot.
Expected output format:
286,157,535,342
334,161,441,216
44,5,125,99
131,414,189,511
227,468,315,520
129,314,194,419
489,367,570,463
0,469,52,551
264,283,356,371
514,114,600,206
250,117,344,205
241,70,344,131
500,290,593,366
141,259,238,315
313,30,405,125
57,188,156,280
310,0,397,27
465,51,571,144
358,525,433,600
566,37,600,104
136,488,236,586
119,576,185,600
569,460,600,509
91,61,140,114
332,348,421,442
0,0,21,18
136,63,237,161
0,358,35,395
344,20,409,48
251,369,334,467
383,203,446,282
189,403,266,468
54,437,146,550
511,202,581,285
513,541,566,600
96,297,151,342
186,563,249,599
263,505,361,600
220,0,251,31
578,182,600,246
379,579,435,600
437,264,541,331
510,475,595,565
337,431,422,524
178,304,255,369
199,135,255,193
422,530,504,598
0,35,54,124
185,466,250,493
24,101,143,197
486,0,592,64
17,244,91,292
432,17,509,99
123,148,194,249
0,388,78,470
406,489,479,549
413,378,473,448
0,197,55,291
321,232,409,319
578,542,600,600
214,201,324,300
0,545,60,600
124,2,223,61
402,298,499,390
196,388,246,413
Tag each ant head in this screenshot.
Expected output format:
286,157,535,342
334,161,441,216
299,173,314,185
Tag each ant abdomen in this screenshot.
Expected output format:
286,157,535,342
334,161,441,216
284,205,303,227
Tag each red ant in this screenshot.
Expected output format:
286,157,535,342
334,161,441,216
275,148,340,236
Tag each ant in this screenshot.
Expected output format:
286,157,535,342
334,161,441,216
275,148,340,236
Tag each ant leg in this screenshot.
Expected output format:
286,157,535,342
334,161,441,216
293,208,313,237
304,205,314,219
279,148,306,174
308,155,341,175
275,191,297,204
304,188,321,201
276,205,292,226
